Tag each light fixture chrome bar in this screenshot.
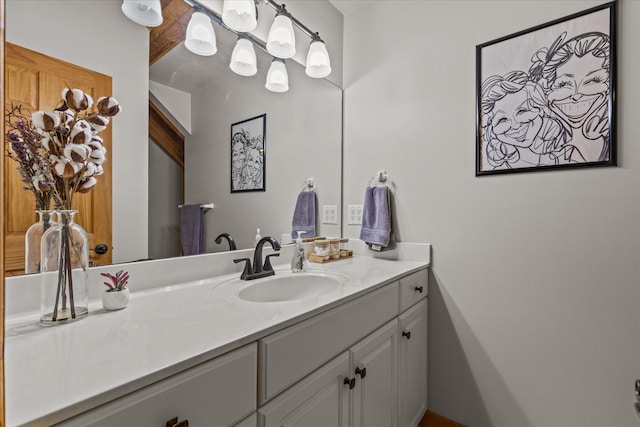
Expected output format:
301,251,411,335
184,0,271,56
262,0,317,39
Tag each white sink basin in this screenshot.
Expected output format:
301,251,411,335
221,271,349,303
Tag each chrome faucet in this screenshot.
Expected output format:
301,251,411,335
215,233,237,251
234,236,281,280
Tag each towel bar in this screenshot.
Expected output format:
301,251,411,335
178,203,215,210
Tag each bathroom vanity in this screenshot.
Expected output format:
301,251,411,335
5,243,430,427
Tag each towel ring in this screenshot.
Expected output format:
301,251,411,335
300,177,316,192
367,170,396,193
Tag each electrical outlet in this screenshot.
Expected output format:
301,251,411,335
348,204,363,225
322,205,338,224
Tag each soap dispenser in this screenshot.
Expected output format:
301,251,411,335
254,228,261,247
291,231,307,272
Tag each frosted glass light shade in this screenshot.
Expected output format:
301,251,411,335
222,0,257,32
265,60,289,93
230,39,257,76
121,0,163,27
185,12,217,56
266,14,296,59
305,40,331,78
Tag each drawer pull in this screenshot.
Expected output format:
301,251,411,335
355,366,367,379
166,417,189,427
344,376,356,389
414,286,423,293
402,331,411,340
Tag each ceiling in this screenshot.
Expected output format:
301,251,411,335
327,0,373,16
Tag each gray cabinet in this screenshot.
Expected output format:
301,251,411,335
56,343,257,427
399,299,428,427
257,352,350,427
351,319,399,427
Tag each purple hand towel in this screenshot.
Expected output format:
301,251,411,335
180,204,205,256
359,186,391,248
291,190,317,238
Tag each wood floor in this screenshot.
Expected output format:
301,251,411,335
418,410,465,427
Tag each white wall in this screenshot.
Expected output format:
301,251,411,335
6,0,149,263
187,59,342,250
149,139,182,260
343,1,640,426
150,81,192,134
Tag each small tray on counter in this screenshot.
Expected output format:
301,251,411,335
308,250,353,264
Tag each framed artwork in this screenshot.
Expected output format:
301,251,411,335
476,1,616,176
231,113,266,192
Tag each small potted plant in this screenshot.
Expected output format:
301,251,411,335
101,270,130,311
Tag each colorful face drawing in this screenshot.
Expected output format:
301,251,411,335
547,53,609,129
491,89,544,149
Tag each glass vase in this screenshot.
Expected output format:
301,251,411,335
40,210,89,325
25,210,56,274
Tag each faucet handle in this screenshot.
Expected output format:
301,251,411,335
234,258,253,280
264,253,280,272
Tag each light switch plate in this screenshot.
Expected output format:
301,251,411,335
348,205,363,225
322,205,338,224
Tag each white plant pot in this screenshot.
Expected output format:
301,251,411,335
102,288,130,311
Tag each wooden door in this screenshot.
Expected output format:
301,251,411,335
4,43,112,275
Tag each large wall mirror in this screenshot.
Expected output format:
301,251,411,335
3,0,343,275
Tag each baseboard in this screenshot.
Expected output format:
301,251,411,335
419,410,465,427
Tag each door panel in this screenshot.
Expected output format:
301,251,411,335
4,43,113,275
351,319,399,427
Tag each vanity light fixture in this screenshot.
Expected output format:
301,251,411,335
305,33,331,78
222,0,258,32
179,0,332,92
266,4,296,59
265,58,289,93
230,37,258,76
121,0,163,27
185,11,218,56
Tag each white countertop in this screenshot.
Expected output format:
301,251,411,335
5,246,429,427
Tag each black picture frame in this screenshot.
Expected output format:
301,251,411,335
230,113,266,192
476,1,616,176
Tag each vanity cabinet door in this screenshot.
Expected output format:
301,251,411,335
55,343,257,427
258,352,350,427
398,299,428,427
351,319,399,427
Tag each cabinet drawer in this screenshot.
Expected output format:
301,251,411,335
259,282,399,403
399,269,428,312
56,343,257,427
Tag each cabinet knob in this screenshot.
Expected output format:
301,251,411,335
414,286,423,293
166,417,189,427
355,366,367,379
402,331,411,340
344,376,356,389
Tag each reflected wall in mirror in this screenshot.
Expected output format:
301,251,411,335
4,0,343,273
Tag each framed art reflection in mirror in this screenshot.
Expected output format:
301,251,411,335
231,113,266,192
